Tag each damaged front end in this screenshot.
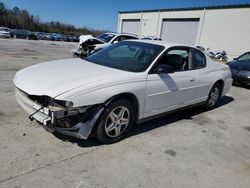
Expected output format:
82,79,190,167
15,88,104,139
72,35,104,57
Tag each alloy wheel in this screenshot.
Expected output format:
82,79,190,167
104,106,130,138
208,87,220,107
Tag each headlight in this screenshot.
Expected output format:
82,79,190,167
27,95,73,109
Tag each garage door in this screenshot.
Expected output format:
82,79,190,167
121,19,140,35
161,19,199,45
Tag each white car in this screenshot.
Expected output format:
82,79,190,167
94,32,139,50
141,36,162,41
72,32,139,57
0,27,11,38
14,40,232,143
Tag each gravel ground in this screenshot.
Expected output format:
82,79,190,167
0,38,250,188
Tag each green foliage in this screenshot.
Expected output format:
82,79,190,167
0,2,107,36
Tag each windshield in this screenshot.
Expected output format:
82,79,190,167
96,33,116,43
85,41,165,72
237,53,250,62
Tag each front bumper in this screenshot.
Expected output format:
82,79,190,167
0,33,11,38
15,88,52,125
15,88,103,139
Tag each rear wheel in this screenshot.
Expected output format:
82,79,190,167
95,99,135,144
205,83,222,109
73,52,79,58
222,56,228,62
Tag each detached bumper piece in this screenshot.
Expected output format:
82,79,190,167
15,88,103,139
15,88,52,125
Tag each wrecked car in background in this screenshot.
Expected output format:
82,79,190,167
14,40,232,144
72,32,139,57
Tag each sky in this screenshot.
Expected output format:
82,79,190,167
1,0,250,31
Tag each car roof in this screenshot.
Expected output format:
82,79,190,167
127,39,198,49
104,32,138,37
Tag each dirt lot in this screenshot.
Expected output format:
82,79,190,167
0,38,250,188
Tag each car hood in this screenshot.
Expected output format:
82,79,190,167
228,61,250,71
14,58,137,98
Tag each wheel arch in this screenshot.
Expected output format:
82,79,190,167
90,92,140,138
214,79,224,97
104,92,139,121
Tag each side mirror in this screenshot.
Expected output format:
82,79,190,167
156,64,174,74
113,41,118,44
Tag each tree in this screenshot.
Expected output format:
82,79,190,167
0,1,107,36
13,6,20,14
0,2,6,14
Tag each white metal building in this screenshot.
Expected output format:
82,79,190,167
117,4,250,60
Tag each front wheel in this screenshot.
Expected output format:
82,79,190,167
95,99,135,144
205,83,222,110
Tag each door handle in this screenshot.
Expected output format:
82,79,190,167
190,78,196,82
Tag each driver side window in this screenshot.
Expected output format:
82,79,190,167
153,47,191,73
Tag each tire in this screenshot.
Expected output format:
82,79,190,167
222,56,228,62
95,99,135,144
205,83,222,110
73,53,79,58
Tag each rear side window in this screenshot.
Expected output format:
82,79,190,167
112,36,125,43
125,35,138,40
193,49,206,69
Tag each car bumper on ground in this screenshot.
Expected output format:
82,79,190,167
15,88,103,139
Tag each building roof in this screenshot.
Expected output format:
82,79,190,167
119,4,250,14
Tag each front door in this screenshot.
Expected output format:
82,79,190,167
144,47,198,118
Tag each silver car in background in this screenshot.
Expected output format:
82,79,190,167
0,27,11,38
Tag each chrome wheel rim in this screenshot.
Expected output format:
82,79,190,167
208,87,220,107
104,106,130,138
